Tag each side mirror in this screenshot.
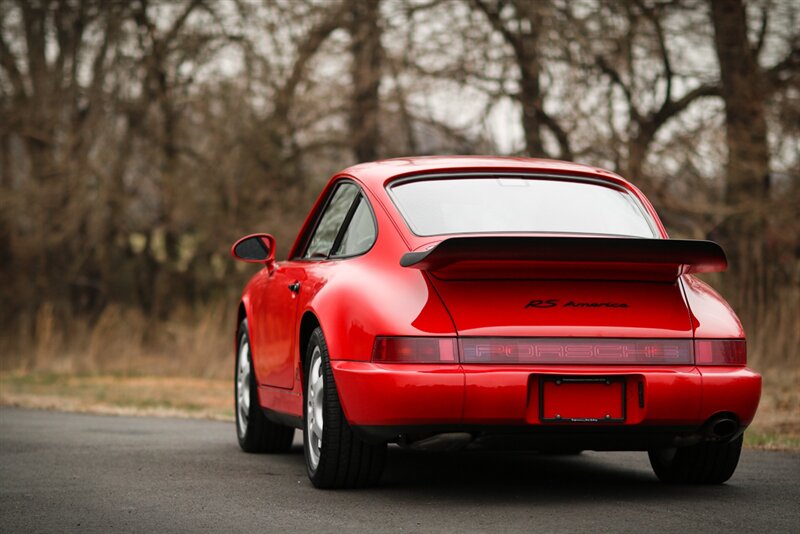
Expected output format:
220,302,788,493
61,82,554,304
231,233,276,264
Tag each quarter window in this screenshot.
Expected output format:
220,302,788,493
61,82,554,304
304,183,359,258
332,197,376,257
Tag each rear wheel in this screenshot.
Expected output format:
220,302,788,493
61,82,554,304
303,327,386,489
235,319,295,453
648,434,743,484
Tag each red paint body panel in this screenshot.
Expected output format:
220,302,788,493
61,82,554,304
248,265,302,389
467,366,701,426
699,367,762,425
429,279,692,338
233,156,760,443
330,361,464,425
682,275,746,338
257,384,303,418
330,361,759,429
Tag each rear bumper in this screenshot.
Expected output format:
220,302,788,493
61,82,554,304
330,362,761,443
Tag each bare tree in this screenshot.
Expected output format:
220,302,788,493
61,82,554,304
706,0,799,336
710,0,770,242
561,1,719,181
710,0,800,249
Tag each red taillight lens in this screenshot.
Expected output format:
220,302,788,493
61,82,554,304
460,338,694,365
372,337,457,363
694,339,746,366
371,337,746,365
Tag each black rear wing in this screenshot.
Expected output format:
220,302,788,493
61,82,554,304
400,236,727,281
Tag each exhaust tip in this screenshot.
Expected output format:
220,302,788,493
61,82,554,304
708,417,738,440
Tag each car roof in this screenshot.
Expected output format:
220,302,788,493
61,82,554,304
332,155,667,246
338,156,633,190
289,156,667,258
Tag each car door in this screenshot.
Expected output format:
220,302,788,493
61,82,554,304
250,261,304,389
252,182,362,389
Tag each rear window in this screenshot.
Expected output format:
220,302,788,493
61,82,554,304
388,177,657,238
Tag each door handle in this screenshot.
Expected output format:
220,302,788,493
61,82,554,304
288,281,301,293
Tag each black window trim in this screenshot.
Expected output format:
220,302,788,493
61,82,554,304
293,178,378,261
329,194,362,257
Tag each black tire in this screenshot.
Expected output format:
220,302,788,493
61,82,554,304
648,434,743,484
303,327,386,489
235,318,295,453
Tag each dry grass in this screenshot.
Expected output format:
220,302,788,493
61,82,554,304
0,302,235,379
0,373,233,421
0,301,236,421
744,367,800,450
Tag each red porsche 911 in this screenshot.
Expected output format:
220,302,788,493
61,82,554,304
230,156,761,489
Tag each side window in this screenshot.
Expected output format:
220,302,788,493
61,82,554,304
332,197,376,257
303,183,359,259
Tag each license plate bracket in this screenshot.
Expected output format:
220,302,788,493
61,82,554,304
539,376,626,423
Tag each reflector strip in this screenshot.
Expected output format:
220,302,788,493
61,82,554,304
372,337,745,365
460,338,694,365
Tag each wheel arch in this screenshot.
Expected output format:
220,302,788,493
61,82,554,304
298,311,322,383
238,301,247,325
236,295,254,348
236,296,258,384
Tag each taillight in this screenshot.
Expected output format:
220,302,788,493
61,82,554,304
694,339,746,366
460,338,694,365
371,337,746,365
372,337,458,363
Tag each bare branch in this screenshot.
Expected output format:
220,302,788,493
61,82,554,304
536,108,572,160
595,54,641,124
754,5,769,58
472,0,526,59
766,43,800,90
272,3,345,122
651,83,720,132
0,21,27,99
637,0,673,109
164,0,206,48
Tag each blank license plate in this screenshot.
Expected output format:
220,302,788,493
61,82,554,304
540,377,625,423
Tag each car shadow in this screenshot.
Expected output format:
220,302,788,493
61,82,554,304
278,443,745,503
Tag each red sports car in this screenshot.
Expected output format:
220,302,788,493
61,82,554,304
231,156,761,489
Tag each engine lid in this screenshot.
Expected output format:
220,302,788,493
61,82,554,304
428,278,693,338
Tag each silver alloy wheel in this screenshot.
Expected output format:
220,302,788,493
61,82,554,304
237,339,251,437
306,346,324,470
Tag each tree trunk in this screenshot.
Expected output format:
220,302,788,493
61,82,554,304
0,132,9,187
709,0,770,270
518,37,545,158
349,0,382,162
472,1,563,158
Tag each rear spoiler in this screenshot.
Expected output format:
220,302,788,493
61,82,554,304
400,236,727,281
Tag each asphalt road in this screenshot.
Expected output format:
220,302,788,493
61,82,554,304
1,408,798,533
